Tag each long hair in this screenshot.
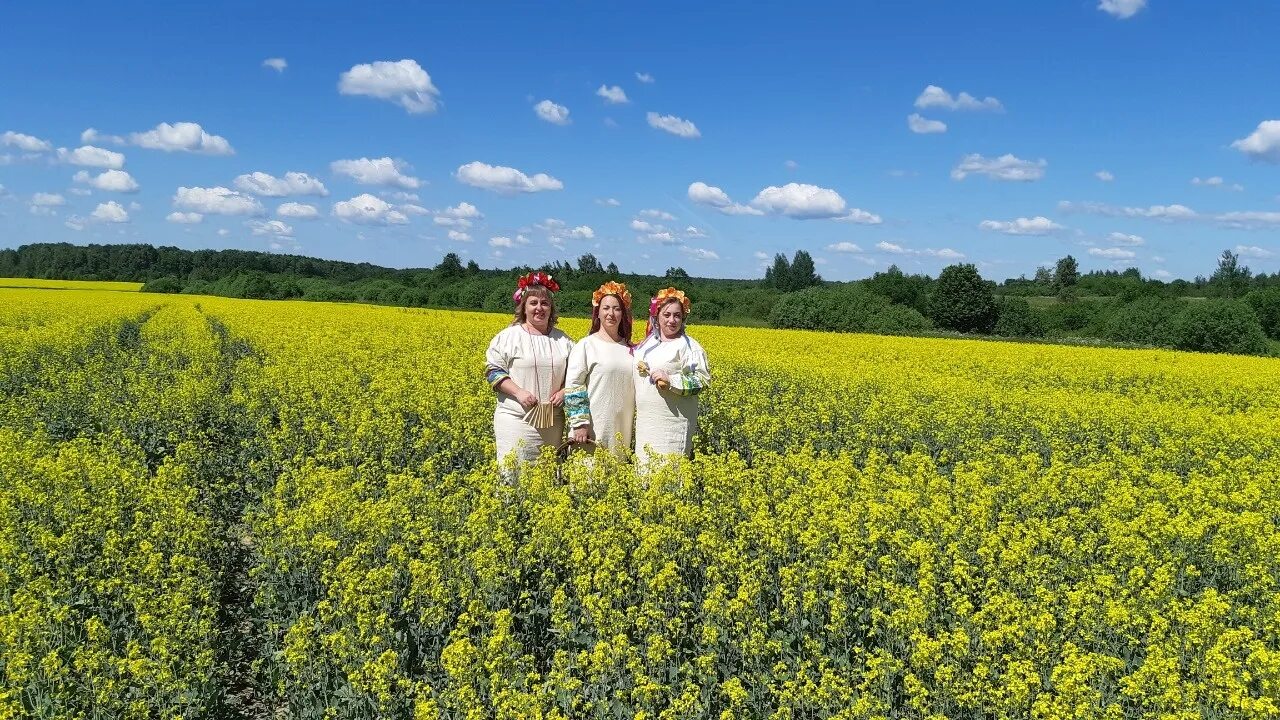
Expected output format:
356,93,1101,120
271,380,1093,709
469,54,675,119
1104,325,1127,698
513,284,558,327
589,294,633,345
644,297,686,341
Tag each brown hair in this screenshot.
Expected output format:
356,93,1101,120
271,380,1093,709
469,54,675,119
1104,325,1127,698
513,284,558,327
646,296,687,339
589,293,633,345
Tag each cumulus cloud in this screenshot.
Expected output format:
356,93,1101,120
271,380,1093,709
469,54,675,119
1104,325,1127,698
455,161,562,193
399,204,429,216
681,247,719,261
640,209,676,221
91,201,129,223
534,100,571,125
596,85,628,104
1216,211,1280,230
166,211,203,223
64,216,86,231
1232,120,1280,162
73,169,139,193
249,219,294,237
235,171,329,197
876,241,964,259
952,153,1046,181
834,208,884,224
647,112,700,138
488,235,530,248
339,59,440,113
914,85,1003,112
31,192,66,207
80,128,125,145
332,193,409,225
57,145,125,169
1089,247,1137,259
277,202,319,219
1191,176,1244,191
1,131,52,152
907,113,947,134
447,230,472,242
684,226,707,239
687,181,763,216
751,183,852,219
1095,170,1114,182
263,57,287,72
635,72,654,84
331,157,421,189
1235,244,1274,259
173,186,265,215
978,216,1064,235
826,242,863,253
596,197,621,207
1058,200,1198,221
1107,232,1145,246
1098,0,1147,19
130,122,233,154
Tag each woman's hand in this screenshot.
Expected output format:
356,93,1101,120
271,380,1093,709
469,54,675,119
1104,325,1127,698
549,389,565,407
571,426,591,443
649,369,670,386
513,388,538,409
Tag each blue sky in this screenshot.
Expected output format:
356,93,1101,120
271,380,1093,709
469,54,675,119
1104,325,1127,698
2,0,1279,281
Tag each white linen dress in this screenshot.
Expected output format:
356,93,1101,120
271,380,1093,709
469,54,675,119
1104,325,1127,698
485,324,574,463
632,333,711,465
564,333,637,457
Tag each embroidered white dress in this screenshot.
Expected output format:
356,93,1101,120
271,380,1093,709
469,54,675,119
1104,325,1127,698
485,324,574,463
564,334,637,457
633,333,711,465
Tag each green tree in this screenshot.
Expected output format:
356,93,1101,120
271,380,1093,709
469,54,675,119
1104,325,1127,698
1210,249,1251,299
1054,255,1079,300
1244,286,1280,339
577,253,604,274
993,297,1045,338
1170,299,1269,355
664,267,690,281
435,252,464,279
764,253,791,290
929,264,997,333
605,262,619,276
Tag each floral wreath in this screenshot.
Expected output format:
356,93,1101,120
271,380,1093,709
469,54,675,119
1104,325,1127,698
649,287,691,317
513,271,560,305
592,281,632,309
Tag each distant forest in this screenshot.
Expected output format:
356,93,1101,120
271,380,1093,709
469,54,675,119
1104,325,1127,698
3,242,1278,355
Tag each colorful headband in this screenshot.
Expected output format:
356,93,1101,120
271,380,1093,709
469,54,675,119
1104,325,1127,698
592,281,632,309
513,271,560,304
649,287,691,317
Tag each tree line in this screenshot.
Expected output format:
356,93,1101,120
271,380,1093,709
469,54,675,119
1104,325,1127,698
2,242,1277,355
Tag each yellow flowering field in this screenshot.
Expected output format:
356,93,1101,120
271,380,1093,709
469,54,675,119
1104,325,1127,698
2,284,1279,719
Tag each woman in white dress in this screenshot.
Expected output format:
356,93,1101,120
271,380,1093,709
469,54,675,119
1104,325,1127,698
633,287,711,465
565,281,636,458
484,271,574,464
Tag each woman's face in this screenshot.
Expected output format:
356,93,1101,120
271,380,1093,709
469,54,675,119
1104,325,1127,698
598,295,623,334
658,300,684,339
525,293,552,331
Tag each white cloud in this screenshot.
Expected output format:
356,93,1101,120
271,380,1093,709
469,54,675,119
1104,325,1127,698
1232,121,1280,163
647,112,700,138
834,208,883,224
1107,232,1145,246
978,216,1064,235
331,157,421,189
569,225,595,239
635,72,654,84
1,131,52,152
332,193,409,225
914,85,1003,112
441,202,481,221
433,216,470,228
684,225,707,238
681,247,719,261
277,202,319,219
641,209,676,221
751,183,849,219
80,128,124,145
1098,0,1148,19
249,219,294,237
68,188,91,196
1216,211,1280,230
826,242,863,253
489,235,527,248
1058,200,1199,221
339,59,440,114
130,122,233,154
596,85,628,104
91,201,129,223
630,218,660,233
73,169,139,193
907,113,947,134
448,229,472,242
64,216,85,231
1095,170,1114,182
1089,247,1137,259
173,186,265,215
877,241,909,254
217,228,230,237
534,100,571,125
1152,269,1172,279
785,160,799,171
1235,245,1274,259
31,192,66,206
388,191,418,202
234,171,329,197
687,181,763,216
1191,176,1244,191
455,161,563,193
56,145,125,169
952,153,1046,181
932,248,965,259
166,211,203,224
875,241,964,259
596,197,621,207
399,203,429,216
263,57,287,72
